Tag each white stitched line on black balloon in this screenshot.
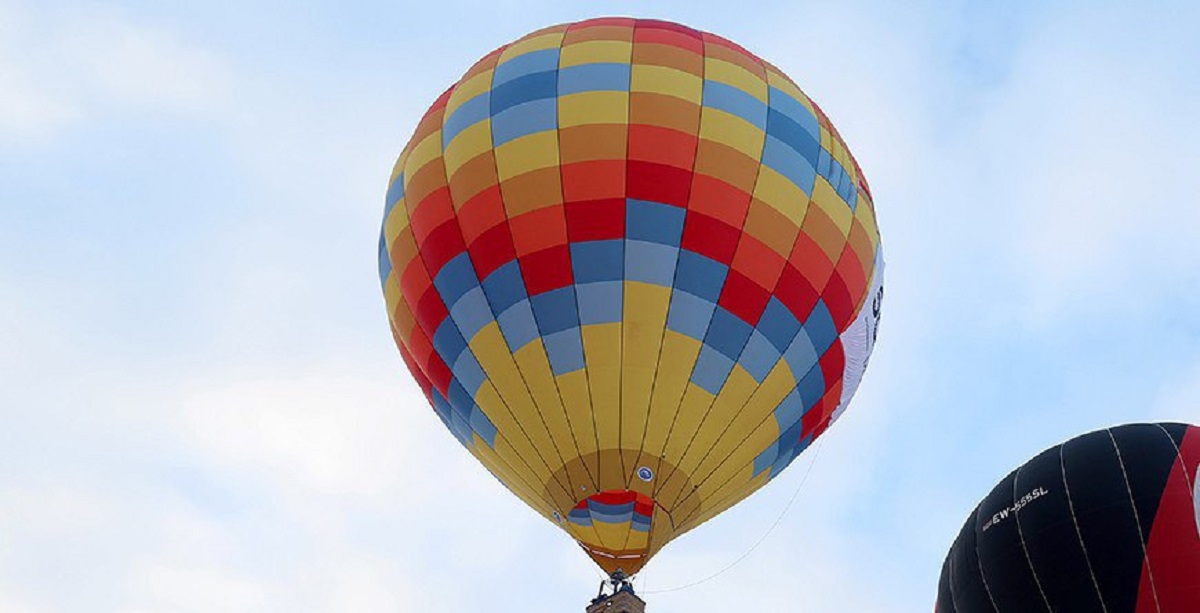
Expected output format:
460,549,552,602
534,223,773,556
948,557,962,613
1153,423,1199,539
1012,463,1053,612
974,504,1002,613
948,527,966,613
1107,428,1161,613
1061,440,1109,613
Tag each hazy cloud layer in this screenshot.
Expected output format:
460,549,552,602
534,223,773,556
2,1,1198,611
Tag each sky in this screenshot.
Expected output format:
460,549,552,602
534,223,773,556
2,0,1200,611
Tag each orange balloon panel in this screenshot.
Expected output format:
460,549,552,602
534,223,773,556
378,17,883,575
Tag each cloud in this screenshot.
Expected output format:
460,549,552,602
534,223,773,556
0,592,40,613
0,483,118,543
4,1,1199,611
123,564,269,613
961,3,1200,322
0,1,234,141
0,55,80,139
324,556,404,613
0,1,78,138
56,8,234,114
1151,359,1200,424
178,375,428,498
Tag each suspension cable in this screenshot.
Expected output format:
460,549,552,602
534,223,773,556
641,436,826,594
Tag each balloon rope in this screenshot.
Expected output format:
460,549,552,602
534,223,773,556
641,436,827,594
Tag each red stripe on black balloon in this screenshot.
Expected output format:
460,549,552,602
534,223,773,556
1136,425,1200,612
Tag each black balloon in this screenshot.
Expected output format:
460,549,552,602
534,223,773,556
937,422,1200,612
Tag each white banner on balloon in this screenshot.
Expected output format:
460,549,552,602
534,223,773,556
831,248,884,426
1193,462,1199,537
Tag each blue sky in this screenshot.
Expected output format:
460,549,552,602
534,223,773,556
3,1,1199,611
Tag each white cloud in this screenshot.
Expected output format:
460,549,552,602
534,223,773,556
0,1,78,137
1151,360,1200,424
56,9,234,114
0,54,80,139
0,592,42,613
123,563,269,613
964,4,1200,322
179,375,418,497
0,483,117,541
0,1,234,141
4,2,1199,611
324,555,407,613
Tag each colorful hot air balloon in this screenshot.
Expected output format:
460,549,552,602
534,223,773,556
936,422,1200,612
378,17,883,576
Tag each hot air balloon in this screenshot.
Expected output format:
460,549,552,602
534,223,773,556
936,422,1200,612
378,17,883,581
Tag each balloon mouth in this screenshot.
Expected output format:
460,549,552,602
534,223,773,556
564,489,656,575
545,450,700,524
545,450,703,574
580,543,646,562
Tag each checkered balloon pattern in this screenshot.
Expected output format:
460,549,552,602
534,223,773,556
379,17,883,575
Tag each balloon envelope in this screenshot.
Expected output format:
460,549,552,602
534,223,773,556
937,422,1200,612
378,17,883,575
